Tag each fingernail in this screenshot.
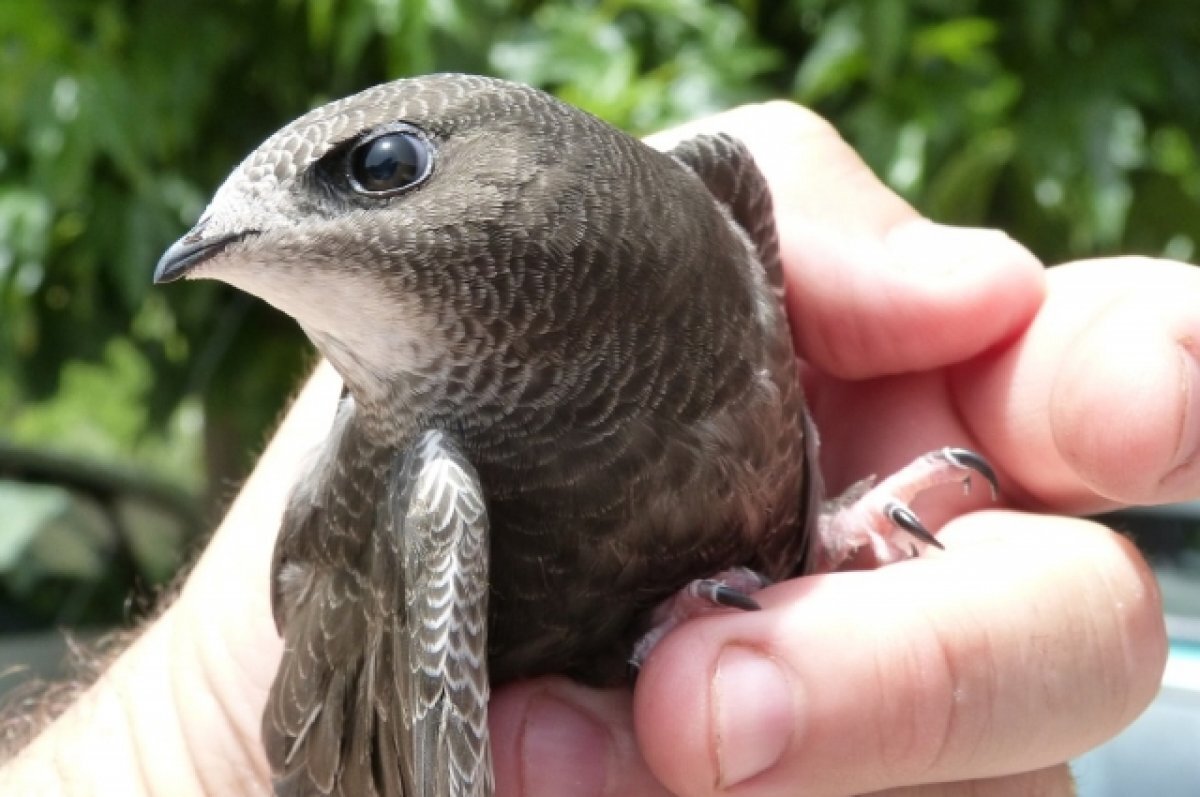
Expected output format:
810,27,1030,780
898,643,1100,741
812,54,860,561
522,694,611,797
713,646,796,787
1168,339,1200,479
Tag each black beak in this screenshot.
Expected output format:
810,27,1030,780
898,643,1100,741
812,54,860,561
153,231,250,284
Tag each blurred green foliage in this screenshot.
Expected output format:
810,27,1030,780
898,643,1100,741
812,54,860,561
2,0,1200,508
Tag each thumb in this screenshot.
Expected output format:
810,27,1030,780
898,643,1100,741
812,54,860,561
631,513,1162,796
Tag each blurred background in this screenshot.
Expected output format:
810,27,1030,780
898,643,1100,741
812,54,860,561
1,0,1199,789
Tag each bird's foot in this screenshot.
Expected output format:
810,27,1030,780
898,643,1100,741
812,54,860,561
813,447,998,572
629,567,770,674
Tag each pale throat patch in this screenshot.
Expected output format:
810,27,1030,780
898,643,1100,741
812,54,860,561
202,257,440,385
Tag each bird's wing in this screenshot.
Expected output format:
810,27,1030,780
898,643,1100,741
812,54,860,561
264,398,384,797
390,429,493,797
670,132,825,574
263,421,491,797
668,132,784,294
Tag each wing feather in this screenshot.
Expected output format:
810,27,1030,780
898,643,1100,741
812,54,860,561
264,405,492,796
391,430,493,797
668,132,783,293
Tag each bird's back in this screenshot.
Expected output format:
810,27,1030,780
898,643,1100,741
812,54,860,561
437,128,812,683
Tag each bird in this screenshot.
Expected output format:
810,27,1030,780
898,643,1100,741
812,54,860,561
154,73,996,797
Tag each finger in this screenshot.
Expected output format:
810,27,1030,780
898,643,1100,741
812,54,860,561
176,363,342,762
648,102,1045,379
189,360,342,602
634,512,1165,797
952,256,1200,511
866,763,1076,796
490,678,671,797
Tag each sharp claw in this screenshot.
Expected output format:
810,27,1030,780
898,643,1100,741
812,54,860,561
886,502,945,550
709,584,762,612
942,447,999,499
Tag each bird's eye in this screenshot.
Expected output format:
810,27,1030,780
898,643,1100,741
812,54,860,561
348,131,431,195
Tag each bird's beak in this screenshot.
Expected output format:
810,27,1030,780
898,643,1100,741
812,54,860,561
154,230,250,284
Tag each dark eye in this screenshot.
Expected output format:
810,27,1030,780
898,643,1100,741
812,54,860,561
348,131,431,195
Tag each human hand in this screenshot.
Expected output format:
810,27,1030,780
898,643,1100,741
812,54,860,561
0,103,1170,797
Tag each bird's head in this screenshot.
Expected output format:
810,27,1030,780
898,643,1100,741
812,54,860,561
155,74,651,400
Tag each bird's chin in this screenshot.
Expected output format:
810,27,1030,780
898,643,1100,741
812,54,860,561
208,259,443,399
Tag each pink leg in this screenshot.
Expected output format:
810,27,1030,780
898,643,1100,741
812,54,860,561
630,567,769,671
812,447,997,572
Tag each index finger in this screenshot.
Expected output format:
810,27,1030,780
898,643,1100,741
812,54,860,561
954,256,1200,511
649,102,1046,380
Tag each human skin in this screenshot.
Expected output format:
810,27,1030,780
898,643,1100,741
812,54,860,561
0,101,1172,796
